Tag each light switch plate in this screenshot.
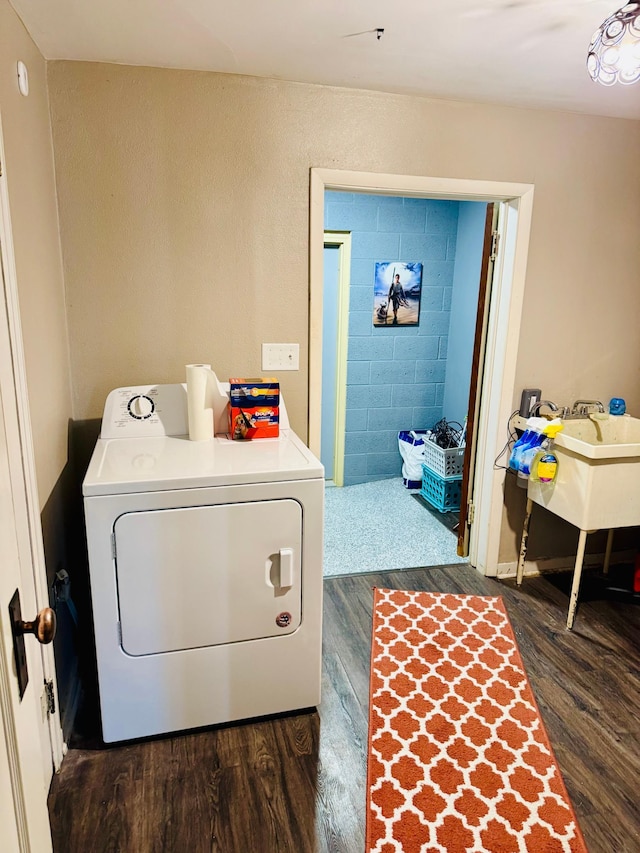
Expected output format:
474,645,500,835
262,343,299,371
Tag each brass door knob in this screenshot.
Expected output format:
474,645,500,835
18,608,56,644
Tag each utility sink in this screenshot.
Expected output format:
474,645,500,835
528,415,640,530
557,415,640,459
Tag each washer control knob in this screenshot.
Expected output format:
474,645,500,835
127,395,155,419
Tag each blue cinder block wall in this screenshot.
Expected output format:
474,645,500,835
324,192,459,486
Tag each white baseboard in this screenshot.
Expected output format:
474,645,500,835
497,549,635,580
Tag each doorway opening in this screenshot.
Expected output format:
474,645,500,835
310,169,534,579
321,193,489,576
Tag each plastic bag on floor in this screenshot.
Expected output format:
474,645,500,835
398,430,429,490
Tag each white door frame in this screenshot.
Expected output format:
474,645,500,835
309,169,534,577
322,232,351,487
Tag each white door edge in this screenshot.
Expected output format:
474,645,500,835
0,111,64,769
0,626,30,852
468,196,534,574
309,168,534,576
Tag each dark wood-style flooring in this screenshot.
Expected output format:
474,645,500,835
48,564,640,852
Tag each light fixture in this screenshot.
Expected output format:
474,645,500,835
587,2,640,85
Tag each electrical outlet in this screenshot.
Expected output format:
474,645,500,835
261,343,299,371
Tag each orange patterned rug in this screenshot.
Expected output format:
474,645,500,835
366,589,587,853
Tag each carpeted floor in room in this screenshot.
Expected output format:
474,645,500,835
323,476,466,576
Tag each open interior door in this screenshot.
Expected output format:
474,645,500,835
0,127,56,851
0,281,53,852
457,203,500,557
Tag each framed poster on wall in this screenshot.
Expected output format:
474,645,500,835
373,261,423,326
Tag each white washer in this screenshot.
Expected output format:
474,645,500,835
83,383,324,742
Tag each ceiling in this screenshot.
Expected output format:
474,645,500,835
10,0,640,119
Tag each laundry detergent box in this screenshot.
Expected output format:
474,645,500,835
229,378,280,439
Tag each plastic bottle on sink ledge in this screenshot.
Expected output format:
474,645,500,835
609,397,626,416
529,422,564,484
516,418,563,488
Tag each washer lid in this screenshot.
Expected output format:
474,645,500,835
83,430,323,496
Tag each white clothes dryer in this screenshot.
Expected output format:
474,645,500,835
82,383,324,742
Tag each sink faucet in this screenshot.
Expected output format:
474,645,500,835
529,399,606,420
570,400,605,416
530,400,559,417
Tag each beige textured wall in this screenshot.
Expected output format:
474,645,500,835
0,0,71,505
47,62,640,562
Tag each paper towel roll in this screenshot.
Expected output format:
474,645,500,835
186,364,215,441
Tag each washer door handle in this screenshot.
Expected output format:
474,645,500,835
279,548,294,588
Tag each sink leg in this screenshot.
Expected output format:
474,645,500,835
603,528,614,576
567,528,588,630
516,498,533,587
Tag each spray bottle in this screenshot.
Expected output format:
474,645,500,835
509,417,547,474
516,419,552,487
